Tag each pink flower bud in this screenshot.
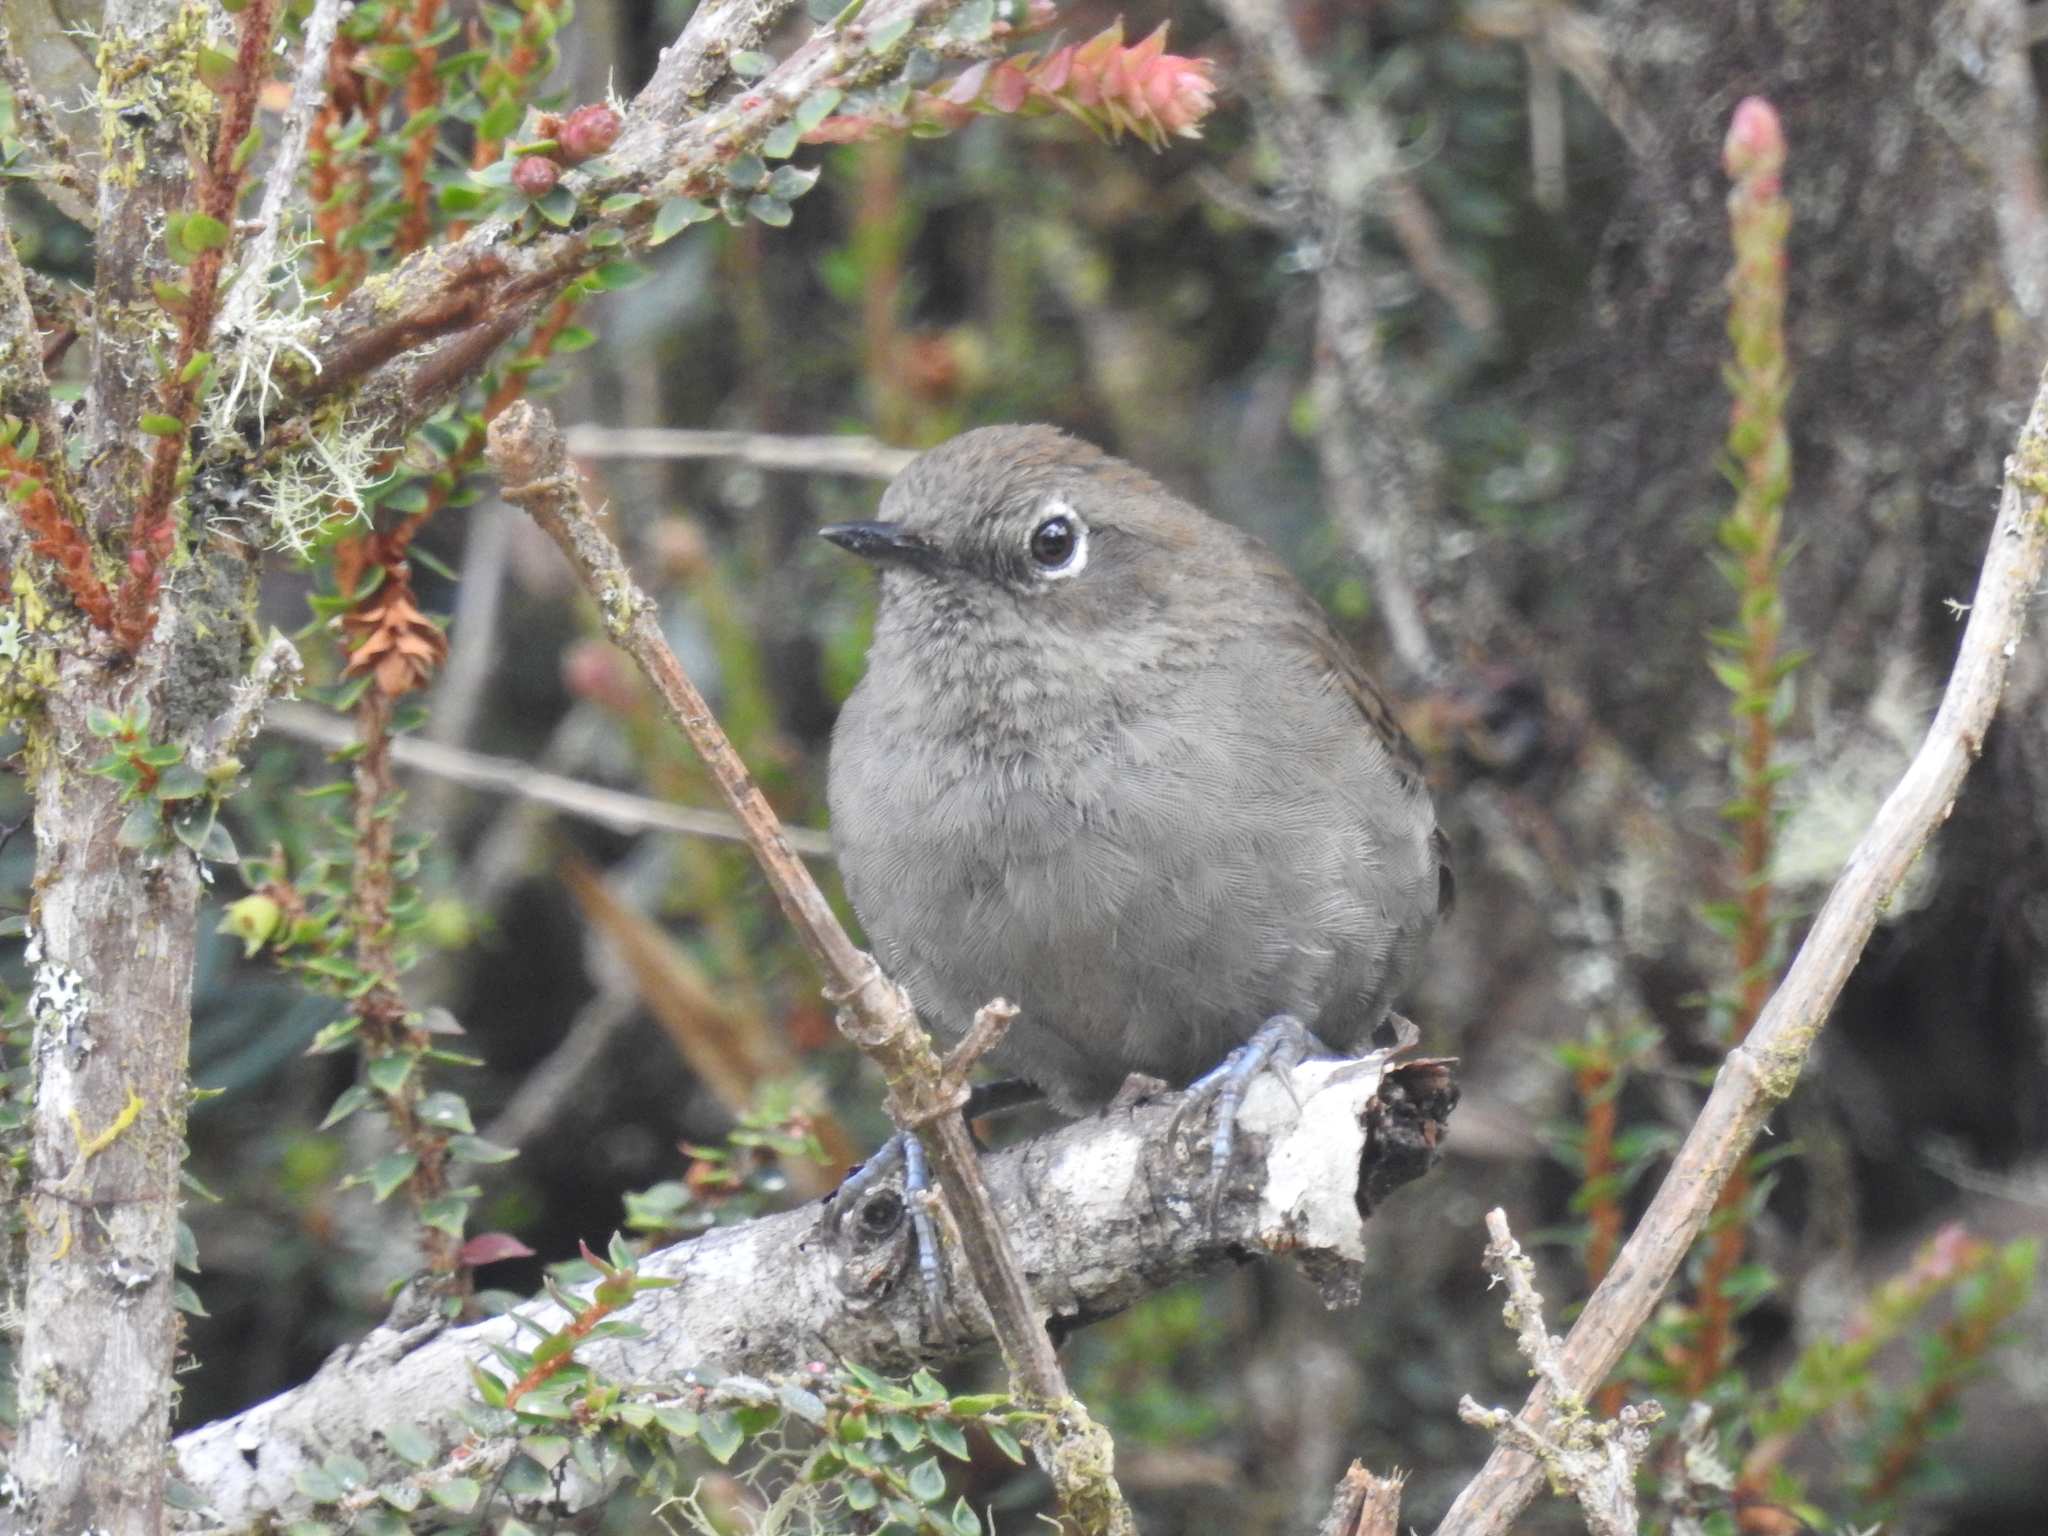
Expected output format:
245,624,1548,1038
512,155,561,198
1723,96,1785,185
558,102,622,163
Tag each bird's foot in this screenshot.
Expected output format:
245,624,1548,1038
825,1131,948,1321
821,1080,1045,1324
1179,1013,1332,1224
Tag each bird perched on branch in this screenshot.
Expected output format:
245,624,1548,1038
823,424,1448,1145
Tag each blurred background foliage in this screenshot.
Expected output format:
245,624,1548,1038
7,0,2048,1529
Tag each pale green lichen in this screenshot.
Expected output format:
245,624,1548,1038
242,401,380,560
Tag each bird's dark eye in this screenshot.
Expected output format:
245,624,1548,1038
1029,515,1079,569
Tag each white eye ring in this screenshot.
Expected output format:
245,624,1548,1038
1027,499,1088,580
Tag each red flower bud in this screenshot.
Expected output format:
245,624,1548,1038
1723,96,1785,186
128,548,154,580
512,155,561,198
558,102,622,163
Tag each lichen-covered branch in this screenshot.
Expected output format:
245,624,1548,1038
1431,356,2048,1536
1457,1210,1660,1536
170,1050,1458,1530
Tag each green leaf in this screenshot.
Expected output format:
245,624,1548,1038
729,50,773,77
845,1476,880,1511
366,1054,412,1095
907,1456,947,1503
196,45,239,90
536,186,577,225
650,197,711,243
140,413,186,436
794,88,843,131
438,182,491,214
233,124,263,171
173,1279,209,1316
285,1523,332,1536
698,1410,743,1464
294,1468,344,1504
324,1454,368,1491
418,1193,471,1235
499,1455,551,1499
761,121,801,159
726,153,766,190
182,213,231,252
448,1133,517,1164
589,260,648,291
361,1150,418,1202
748,196,792,227
652,1405,699,1437
766,164,819,200
884,1412,924,1451
428,1477,480,1512
115,803,162,848
866,13,915,51
951,1495,983,1534
163,1480,208,1512
927,1417,969,1460
85,706,127,737
153,280,193,314
377,1482,420,1514
987,1425,1024,1463
416,1090,474,1132
153,762,207,801
384,1423,436,1466
350,1504,408,1536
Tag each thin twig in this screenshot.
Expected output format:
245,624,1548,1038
1432,365,2048,1535
1465,0,1658,161
0,33,98,227
223,0,352,336
485,398,1133,1536
562,424,916,479
262,698,836,856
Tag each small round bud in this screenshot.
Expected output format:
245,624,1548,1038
558,102,622,163
1723,96,1785,184
512,155,560,198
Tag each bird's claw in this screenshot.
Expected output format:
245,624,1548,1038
1179,1013,1324,1225
824,1130,948,1324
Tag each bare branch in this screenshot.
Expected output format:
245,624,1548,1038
564,424,917,479
170,1050,1457,1530
1319,1464,1407,1536
0,32,98,227
1465,1,1658,162
485,399,1131,1532
261,698,837,856
1432,363,2048,1536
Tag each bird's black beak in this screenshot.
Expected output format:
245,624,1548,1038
818,521,940,570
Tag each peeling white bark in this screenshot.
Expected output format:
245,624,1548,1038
171,1052,1457,1530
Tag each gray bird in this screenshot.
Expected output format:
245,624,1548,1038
823,424,1448,1120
